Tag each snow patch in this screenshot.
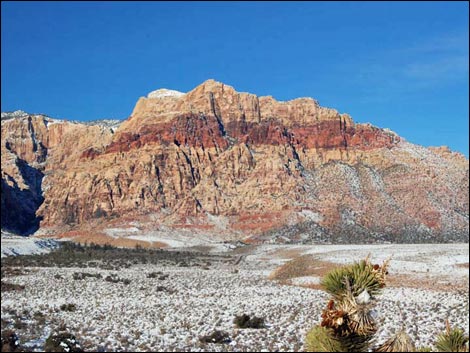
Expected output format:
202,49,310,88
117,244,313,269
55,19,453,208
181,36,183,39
81,119,122,130
147,88,185,99
1,110,30,120
1,233,59,257
299,209,323,223
291,276,321,286
206,213,229,230
103,227,140,238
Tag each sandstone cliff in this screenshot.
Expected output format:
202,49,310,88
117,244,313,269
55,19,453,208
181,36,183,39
1,81,468,244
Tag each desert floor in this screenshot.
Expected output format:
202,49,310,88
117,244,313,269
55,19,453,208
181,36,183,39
1,238,468,352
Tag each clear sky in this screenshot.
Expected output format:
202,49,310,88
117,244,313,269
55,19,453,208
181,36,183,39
1,1,469,156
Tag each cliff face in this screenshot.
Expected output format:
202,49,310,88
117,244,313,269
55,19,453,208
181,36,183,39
1,114,115,234
1,80,468,243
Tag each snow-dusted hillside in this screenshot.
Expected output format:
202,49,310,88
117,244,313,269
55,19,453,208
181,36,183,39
81,119,123,131
1,110,122,130
1,110,30,120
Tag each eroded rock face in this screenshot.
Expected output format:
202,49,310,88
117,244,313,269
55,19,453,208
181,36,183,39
1,114,115,234
1,80,468,242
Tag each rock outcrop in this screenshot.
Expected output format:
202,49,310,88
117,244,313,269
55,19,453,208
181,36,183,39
1,80,468,243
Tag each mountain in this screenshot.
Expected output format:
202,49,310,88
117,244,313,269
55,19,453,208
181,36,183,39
1,80,468,244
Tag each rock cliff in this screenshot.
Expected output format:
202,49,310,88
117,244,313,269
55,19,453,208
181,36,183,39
1,80,468,243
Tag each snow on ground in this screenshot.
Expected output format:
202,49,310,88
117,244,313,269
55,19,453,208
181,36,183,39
103,226,237,252
1,233,59,258
1,243,468,351
290,276,321,286
256,243,469,280
104,227,140,239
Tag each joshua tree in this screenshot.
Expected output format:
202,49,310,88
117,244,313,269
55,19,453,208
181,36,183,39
304,257,469,352
305,255,390,352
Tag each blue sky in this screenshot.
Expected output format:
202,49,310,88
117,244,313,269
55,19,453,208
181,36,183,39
1,1,468,156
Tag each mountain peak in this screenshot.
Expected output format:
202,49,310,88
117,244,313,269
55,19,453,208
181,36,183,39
1,80,468,243
147,88,185,99
126,79,345,133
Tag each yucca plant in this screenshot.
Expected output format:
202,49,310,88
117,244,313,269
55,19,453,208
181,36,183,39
305,256,390,352
320,255,389,300
374,329,416,352
305,326,346,352
304,257,470,352
435,320,469,352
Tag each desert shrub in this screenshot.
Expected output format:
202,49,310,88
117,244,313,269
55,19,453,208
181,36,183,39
1,268,29,278
155,286,176,294
44,331,83,352
104,275,119,283
435,321,469,352
72,272,102,280
147,271,163,279
1,282,25,292
60,304,77,312
1,330,21,352
1,240,231,269
33,311,46,325
1,319,11,332
13,319,25,330
199,330,231,344
104,274,130,285
234,314,265,329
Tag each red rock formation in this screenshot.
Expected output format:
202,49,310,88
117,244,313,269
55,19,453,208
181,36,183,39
1,80,468,243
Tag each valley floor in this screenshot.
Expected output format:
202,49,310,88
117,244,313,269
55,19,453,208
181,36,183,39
1,241,468,351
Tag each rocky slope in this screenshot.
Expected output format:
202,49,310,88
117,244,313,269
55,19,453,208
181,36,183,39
1,80,468,243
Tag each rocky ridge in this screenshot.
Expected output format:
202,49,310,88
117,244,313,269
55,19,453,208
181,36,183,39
1,80,468,243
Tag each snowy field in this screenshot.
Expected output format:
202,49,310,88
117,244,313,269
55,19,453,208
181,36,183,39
1,233,59,258
1,242,468,352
